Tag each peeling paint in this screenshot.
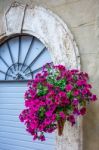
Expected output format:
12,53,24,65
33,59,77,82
5,1,26,34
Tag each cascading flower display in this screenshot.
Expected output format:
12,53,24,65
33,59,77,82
19,63,97,141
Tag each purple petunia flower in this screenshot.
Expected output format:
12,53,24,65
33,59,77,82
72,98,79,106
80,107,86,115
65,84,73,91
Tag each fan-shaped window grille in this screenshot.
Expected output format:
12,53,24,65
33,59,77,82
0,35,52,81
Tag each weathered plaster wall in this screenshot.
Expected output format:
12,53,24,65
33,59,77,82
0,0,99,150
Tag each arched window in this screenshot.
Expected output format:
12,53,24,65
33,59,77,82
0,34,52,81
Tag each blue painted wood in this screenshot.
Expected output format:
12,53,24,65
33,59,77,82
0,83,55,150
0,36,55,150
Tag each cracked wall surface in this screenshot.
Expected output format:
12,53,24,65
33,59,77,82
0,0,99,150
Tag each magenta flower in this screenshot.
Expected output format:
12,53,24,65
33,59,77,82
30,123,37,130
68,115,75,126
81,89,88,95
62,98,70,105
80,107,86,115
59,112,66,119
51,114,56,121
77,80,86,86
44,118,51,125
59,91,66,97
39,135,45,141
45,111,53,117
73,108,80,115
33,134,38,140
73,90,79,96
91,94,97,101
65,84,73,91
55,95,60,105
19,114,24,122
46,99,53,105
72,98,79,106
19,63,97,141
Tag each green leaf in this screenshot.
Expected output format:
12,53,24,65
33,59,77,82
66,105,73,114
67,92,72,99
56,114,60,121
47,76,54,84
57,106,64,112
37,84,48,96
54,78,66,90
80,100,86,106
39,112,44,117
66,105,72,110
39,107,46,112
38,107,46,118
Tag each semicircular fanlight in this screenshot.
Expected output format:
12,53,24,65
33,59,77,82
0,35,52,81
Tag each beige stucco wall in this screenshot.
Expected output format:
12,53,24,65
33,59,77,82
0,0,99,150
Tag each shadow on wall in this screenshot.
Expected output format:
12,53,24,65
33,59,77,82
83,101,99,150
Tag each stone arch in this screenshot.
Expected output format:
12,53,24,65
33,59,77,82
1,1,80,69
0,1,82,150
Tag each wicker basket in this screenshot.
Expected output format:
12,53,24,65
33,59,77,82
57,119,65,136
